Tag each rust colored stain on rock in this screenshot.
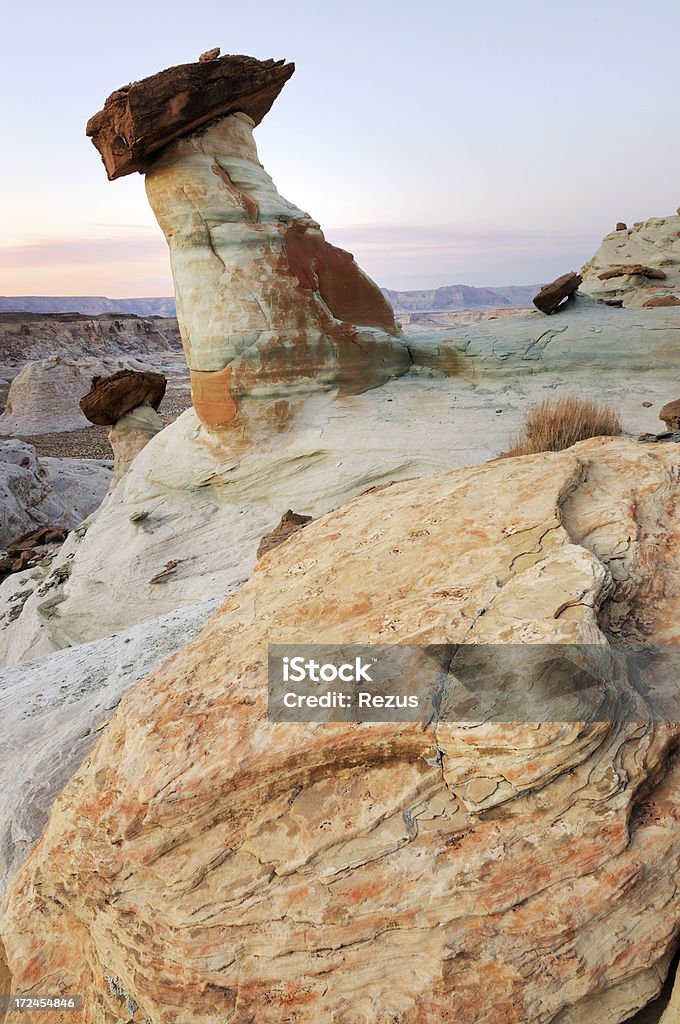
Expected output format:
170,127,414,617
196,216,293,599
284,224,399,336
190,366,238,427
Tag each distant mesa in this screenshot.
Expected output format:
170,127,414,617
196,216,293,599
0,297,177,318
381,283,537,313
86,54,295,180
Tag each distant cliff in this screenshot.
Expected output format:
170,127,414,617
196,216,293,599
0,286,538,318
381,283,537,312
0,296,177,317
0,312,182,365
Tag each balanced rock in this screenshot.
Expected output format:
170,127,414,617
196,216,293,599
532,271,581,314
659,398,680,431
79,368,166,426
4,437,680,1022
108,403,164,487
88,55,409,437
86,54,295,179
616,221,627,230
581,213,680,306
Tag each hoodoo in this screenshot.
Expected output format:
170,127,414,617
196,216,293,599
87,54,409,435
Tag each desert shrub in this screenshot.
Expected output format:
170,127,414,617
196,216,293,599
506,395,622,457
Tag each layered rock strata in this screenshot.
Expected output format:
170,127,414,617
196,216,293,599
0,597,220,896
3,437,680,1023
581,213,680,306
88,56,410,437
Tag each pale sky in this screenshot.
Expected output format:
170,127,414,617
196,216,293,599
1,0,678,295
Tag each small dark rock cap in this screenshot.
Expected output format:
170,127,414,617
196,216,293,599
80,369,167,426
86,53,294,180
533,272,581,315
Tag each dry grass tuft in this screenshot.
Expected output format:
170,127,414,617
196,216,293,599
506,395,622,457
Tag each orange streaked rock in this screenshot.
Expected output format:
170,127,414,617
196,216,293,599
4,438,680,1022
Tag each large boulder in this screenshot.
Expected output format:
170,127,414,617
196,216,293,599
580,213,680,306
659,398,680,431
0,357,104,435
3,437,680,1023
532,271,581,314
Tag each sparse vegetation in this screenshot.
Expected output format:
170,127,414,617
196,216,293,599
506,395,622,457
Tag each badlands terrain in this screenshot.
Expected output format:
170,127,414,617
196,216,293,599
1,49,680,1024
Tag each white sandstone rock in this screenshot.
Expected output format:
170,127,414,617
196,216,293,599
145,113,409,434
0,439,111,549
580,213,680,307
0,596,220,895
108,403,164,487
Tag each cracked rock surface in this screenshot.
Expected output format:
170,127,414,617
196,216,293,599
3,436,680,1023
